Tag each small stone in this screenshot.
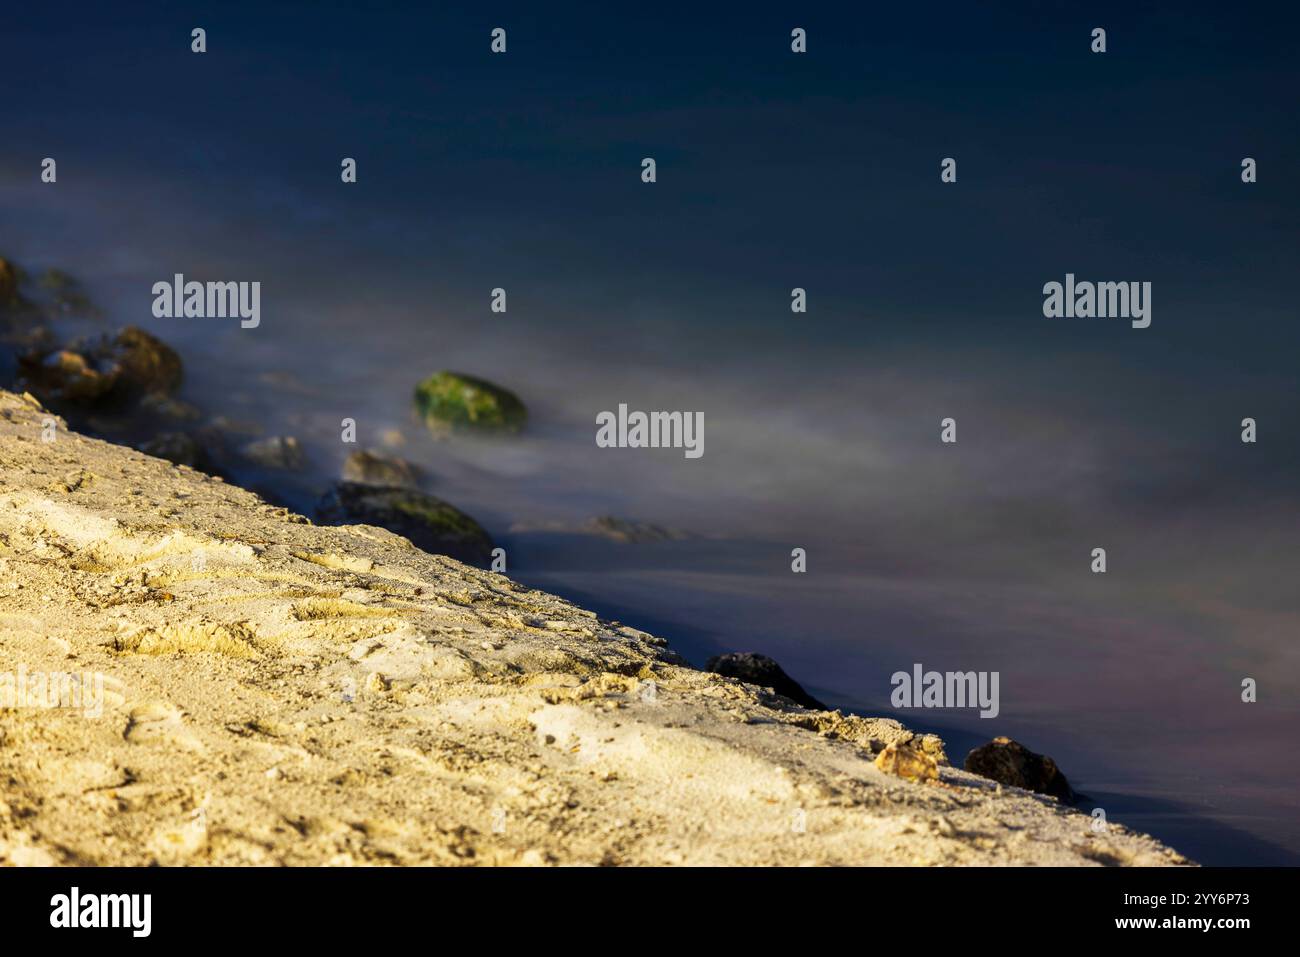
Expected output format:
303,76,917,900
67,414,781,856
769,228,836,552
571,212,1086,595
916,733,950,766
874,743,939,784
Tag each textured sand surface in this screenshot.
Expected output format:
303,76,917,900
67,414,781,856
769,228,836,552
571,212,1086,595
0,390,1189,865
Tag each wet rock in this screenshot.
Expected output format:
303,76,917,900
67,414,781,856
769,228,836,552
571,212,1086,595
342,449,420,489
316,481,493,566
0,257,44,345
26,350,115,403
93,326,182,396
240,436,305,471
874,742,939,783
18,326,182,407
508,515,688,542
413,371,526,433
207,415,264,438
191,424,233,461
584,515,687,543
257,370,316,396
964,736,1076,804
139,432,206,469
705,652,827,710
0,257,28,312
39,268,101,318
1,323,55,353
138,392,201,423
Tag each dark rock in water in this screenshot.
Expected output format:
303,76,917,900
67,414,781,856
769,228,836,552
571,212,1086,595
584,515,687,543
0,257,46,346
964,737,1076,804
413,371,526,433
240,435,305,471
39,268,102,319
342,449,420,489
137,391,201,423
2,323,55,353
139,432,207,469
192,424,233,462
25,350,116,403
207,415,264,438
18,326,181,407
316,481,493,566
0,257,29,312
91,326,182,397
706,652,827,710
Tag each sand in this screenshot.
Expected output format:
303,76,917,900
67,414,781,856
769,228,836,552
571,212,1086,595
0,389,1189,866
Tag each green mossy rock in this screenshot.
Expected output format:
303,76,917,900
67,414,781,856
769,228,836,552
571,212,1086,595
413,371,526,433
316,481,494,567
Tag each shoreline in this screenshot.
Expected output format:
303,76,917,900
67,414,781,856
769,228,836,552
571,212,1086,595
0,388,1191,865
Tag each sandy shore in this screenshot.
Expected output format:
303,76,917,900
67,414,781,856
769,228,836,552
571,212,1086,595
0,389,1189,865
